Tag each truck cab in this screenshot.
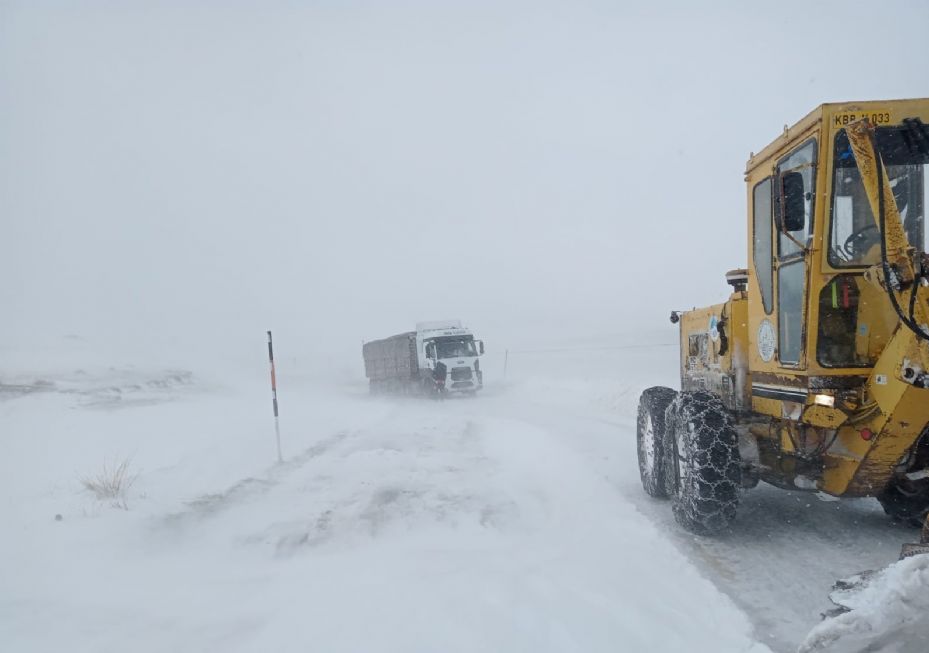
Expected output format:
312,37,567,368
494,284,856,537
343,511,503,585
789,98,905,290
416,320,485,394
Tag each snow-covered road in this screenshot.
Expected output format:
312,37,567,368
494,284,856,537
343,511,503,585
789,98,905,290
478,380,917,652
0,352,923,652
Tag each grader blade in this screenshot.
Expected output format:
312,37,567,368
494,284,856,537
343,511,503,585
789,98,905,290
900,514,929,558
826,515,929,616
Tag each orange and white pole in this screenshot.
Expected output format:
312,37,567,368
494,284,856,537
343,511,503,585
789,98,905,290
267,330,283,463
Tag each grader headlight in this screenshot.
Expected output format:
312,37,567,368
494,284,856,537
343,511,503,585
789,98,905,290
813,393,835,407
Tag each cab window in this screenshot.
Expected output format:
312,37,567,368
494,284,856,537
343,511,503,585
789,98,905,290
776,140,816,257
777,261,805,364
829,126,929,267
816,274,883,367
752,178,774,314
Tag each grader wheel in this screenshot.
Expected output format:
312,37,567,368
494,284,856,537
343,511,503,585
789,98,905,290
636,386,678,498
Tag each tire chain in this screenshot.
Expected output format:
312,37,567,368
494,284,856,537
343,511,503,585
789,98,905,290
664,391,741,535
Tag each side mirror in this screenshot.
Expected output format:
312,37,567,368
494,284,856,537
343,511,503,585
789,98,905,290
478,341,485,355
780,171,806,233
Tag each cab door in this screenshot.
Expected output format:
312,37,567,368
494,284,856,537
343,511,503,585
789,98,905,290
774,139,817,368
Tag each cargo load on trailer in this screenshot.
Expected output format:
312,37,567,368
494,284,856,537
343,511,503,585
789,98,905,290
363,320,485,396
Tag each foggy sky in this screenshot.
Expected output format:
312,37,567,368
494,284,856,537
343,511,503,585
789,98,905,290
2,0,927,368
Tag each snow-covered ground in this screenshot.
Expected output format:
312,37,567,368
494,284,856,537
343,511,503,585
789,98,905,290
1,340,924,652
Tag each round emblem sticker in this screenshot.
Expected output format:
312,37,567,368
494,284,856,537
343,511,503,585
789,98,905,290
758,319,776,362
708,315,719,342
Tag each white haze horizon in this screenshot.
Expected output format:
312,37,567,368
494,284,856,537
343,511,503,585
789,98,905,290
2,0,927,376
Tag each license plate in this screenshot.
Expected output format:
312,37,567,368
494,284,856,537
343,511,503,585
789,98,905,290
832,109,892,128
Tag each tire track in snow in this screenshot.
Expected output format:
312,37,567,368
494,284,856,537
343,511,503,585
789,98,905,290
163,429,354,526
263,417,523,556
158,415,522,558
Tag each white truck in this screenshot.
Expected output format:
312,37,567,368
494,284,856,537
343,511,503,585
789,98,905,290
363,320,485,396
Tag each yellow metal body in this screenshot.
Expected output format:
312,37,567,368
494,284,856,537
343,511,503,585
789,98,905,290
679,99,929,499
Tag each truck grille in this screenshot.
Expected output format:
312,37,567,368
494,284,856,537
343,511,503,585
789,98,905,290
450,367,473,381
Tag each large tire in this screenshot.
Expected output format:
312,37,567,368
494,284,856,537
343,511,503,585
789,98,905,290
663,391,741,535
877,481,929,528
636,386,678,498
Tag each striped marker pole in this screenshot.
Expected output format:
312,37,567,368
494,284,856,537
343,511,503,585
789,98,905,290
267,330,283,463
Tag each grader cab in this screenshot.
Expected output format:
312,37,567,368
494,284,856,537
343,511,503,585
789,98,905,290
637,99,929,553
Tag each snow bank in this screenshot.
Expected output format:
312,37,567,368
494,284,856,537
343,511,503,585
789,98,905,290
799,554,929,653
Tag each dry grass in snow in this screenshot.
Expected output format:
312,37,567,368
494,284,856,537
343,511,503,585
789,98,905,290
80,458,137,508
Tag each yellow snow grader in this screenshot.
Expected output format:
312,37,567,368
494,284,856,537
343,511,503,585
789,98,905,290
637,99,929,556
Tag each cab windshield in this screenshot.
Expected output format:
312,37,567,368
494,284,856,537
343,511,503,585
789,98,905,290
435,338,477,358
828,123,929,267
820,122,929,368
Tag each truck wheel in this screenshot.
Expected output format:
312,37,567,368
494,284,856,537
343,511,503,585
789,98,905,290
663,391,741,535
636,386,678,498
877,481,929,528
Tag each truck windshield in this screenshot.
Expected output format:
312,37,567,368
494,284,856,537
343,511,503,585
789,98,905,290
829,124,929,267
435,339,477,358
